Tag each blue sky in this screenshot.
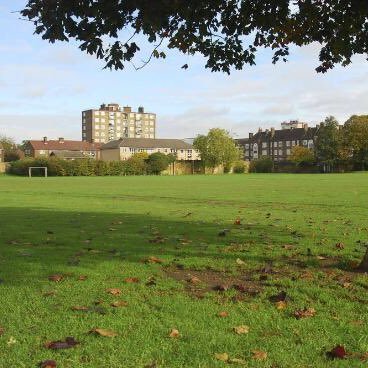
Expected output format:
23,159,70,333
1,1,367,142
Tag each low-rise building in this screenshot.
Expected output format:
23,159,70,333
237,122,317,162
101,138,200,162
23,137,101,159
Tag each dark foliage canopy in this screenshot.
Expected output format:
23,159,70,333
21,1,368,73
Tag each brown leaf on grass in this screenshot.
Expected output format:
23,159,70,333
218,311,228,318
234,219,241,225
106,288,121,295
317,255,328,260
269,291,287,303
78,275,87,281
45,337,79,350
89,328,118,337
39,360,57,368
326,345,347,359
169,329,180,338
48,274,63,282
335,242,345,250
341,282,352,289
275,301,287,310
71,306,89,311
282,244,294,250
0,327,4,336
111,300,128,307
294,307,316,319
145,256,164,264
233,325,249,335
187,276,200,284
215,353,229,362
252,350,267,361
124,277,140,283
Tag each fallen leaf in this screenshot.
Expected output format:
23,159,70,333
335,242,345,250
124,277,140,283
169,329,180,338
233,325,250,335
252,350,267,361
78,275,87,281
106,288,121,295
234,219,241,225
269,291,288,303
7,336,16,346
215,353,229,362
317,256,328,260
294,307,316,319
45,337,79,350
236,258,245,265
111,300,128,307
89,328,118,337
48,274,63,282
275,301,287,310
342,282,352,288
187,276,200,284
71,306,89,311
39,360,57,368
282,244,294,250
326,345,347,359
218,311,228,318
145,256,164,264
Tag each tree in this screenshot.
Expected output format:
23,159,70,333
20,1,368,74
314,116,343,172
125,154,147,175
193,129,240,171
343,115,368,170
249,157,274,173
0,136,20,162
146,152,171,175
289,146,315,166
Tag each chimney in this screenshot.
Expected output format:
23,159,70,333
138,106,144,113
304,123,308,131
258,127,262,133
271,127,275,137
249,132,254,139
58,137,64,143
123,106,132,113
43,136,47,143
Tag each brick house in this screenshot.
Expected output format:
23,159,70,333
100,138,200,162
237,123,317,162
23,137,101,160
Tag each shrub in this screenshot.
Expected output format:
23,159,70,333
232,160,248,174
249,157,274,173
146,152,172,175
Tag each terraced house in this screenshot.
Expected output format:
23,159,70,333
82,103,156,143
100,138,200,162
237,121,317,162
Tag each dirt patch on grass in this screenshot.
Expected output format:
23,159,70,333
164,266,264,299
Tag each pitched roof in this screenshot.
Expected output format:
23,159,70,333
50,150,87,159
101,138,193,150
27,140,101,151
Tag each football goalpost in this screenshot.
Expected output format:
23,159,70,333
28,166,48,178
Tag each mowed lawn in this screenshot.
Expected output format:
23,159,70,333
0,174,367,368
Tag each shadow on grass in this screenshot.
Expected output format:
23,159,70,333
0,206,347,286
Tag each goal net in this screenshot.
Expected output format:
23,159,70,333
28,166,48,178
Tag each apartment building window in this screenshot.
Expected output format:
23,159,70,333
100,125,105,129
274,142,278,148
286,149,291,155
308,140,314,148
94,111,100,116
95,118,100,123
245,144,249,149
116,112,121,117
262,150,267,156
82,112,86,117
262,142,267,148
129,127,134,131
100,111,106,116
286,141,291,146
116,126,121,131
291,141,296,146
279,150,283,155
274,149,278,155
82,133,86,138
82,125,86,131
150,121,154,126
150,134,154,138
100,132,105,137
303,140,308,145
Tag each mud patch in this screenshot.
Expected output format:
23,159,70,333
164,266,263,299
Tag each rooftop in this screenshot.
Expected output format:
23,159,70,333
102,138,193,150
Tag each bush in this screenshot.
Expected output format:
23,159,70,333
232,160,248,174
146,152,172,175
249,157,274,173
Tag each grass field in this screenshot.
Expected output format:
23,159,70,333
0,173,367,367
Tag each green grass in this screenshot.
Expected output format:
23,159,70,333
0,174,367,367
